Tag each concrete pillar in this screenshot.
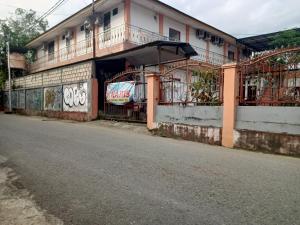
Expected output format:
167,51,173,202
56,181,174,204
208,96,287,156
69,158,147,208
124,0,131,41
124,0,131,24
186,25,190,43
159,14,164,36
234,46,238,62
146,73,160,130
206,41,210,63
222,63,239,148
95,23,99,53
90,78,98,120
73,27,77,57
56,36,60,63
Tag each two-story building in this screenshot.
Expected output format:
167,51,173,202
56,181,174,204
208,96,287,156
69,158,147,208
4,0,250,121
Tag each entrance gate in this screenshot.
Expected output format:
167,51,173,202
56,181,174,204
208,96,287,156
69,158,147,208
104,70,148,122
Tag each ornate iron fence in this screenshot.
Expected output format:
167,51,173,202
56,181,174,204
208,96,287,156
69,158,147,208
159,61,223,105
239,47,300,106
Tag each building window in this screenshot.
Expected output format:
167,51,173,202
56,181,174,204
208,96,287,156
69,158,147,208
85,29,91,48
66,38,71,52
228,51,235,61
169,28,181,41
48,41,55,61
104,11,111,41
112,8,118,16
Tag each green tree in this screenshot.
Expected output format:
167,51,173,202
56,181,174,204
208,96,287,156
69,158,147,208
271,29,300,48
0,8,48,89
191,69,220,105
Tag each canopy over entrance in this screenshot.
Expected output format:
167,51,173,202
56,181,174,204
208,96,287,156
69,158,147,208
96,41,198,66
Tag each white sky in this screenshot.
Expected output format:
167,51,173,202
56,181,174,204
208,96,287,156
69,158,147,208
0,0,299,38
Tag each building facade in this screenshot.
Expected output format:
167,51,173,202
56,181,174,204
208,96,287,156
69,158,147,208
4,0,250,120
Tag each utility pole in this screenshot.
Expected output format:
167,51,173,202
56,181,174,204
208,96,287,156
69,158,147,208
6,41,12,113
92,0,96,59
91,0,96,78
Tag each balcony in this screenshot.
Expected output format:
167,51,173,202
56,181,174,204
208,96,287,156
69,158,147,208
29,24,233,73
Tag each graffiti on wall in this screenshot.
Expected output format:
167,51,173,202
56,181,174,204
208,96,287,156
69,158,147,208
44,86,62,111
63,82,88,112
18,90,25,109
3,90,25,109
11,91,18,108
26,88,42,111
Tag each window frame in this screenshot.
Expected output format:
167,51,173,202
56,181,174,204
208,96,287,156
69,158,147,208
47,41,55,61
228,50,235,61
169,28,181,42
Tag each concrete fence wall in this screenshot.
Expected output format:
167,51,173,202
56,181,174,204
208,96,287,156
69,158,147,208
236,106,300,135
234,106,300,156
3,80,97,121
3,61,98,121
146,68,300,157
153,105,223,145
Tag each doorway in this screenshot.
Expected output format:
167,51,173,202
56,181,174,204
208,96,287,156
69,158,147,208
103,11,111,41
95,59,126,112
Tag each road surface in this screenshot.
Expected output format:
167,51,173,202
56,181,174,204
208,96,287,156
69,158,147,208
0,114,299,225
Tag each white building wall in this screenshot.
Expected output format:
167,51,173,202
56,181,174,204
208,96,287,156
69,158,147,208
189,28,207,49
163,16,186,42
209,42,224,56
76,25,87,43
58,32,75,51
130,2,159,33
99,2,125,34
37,46,45,59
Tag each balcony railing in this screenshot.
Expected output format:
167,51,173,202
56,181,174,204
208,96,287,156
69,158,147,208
29,24,233,72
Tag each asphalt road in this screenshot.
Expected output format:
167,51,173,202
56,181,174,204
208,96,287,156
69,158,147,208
0,114,299,225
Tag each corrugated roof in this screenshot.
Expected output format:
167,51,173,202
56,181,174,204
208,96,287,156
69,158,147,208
238,28,300,51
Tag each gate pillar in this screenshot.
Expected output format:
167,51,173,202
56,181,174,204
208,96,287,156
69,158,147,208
90,78,98,120
222,63,239,148
146,73,160,130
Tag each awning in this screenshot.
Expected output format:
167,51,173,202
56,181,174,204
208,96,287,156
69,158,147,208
96,40,198,66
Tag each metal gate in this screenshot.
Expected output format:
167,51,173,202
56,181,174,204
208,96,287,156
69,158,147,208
104,70,148,122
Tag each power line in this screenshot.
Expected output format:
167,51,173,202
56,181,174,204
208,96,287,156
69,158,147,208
26,0,69,31
36,0,68,22
0,2,68,16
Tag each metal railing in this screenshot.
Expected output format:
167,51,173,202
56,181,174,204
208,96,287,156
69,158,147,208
160,67,223,106
29,24,233,72
239,48,300,106
30,37,93,72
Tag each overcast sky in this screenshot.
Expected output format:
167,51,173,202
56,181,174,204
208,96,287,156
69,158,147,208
0,0,299,38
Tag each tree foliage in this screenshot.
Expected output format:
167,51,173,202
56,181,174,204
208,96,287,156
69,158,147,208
0,8,48,89
271,29,300,48
191,69,220,105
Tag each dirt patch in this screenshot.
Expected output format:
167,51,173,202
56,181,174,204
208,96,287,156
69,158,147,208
0,156,63,225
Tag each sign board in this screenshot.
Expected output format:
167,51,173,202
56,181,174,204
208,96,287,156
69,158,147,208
106,81,135,105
